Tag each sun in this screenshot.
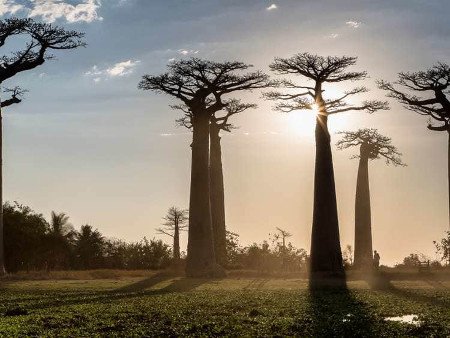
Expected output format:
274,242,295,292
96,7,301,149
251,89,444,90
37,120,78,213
286,107,318,138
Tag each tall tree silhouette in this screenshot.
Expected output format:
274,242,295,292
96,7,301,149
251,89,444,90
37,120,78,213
139,59,271,277
266,53,388,280
0,18,84,274
74,224,105,269
336,128,404,269
178,99,256,266
379,63,450,227
156,207,188,261
47,211,75,270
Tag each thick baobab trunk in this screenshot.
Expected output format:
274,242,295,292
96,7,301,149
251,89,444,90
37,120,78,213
173,221,180,261
0,107,5,275
310,112,344,280
186,112,223,277
209,123,227,267
353,147,373,269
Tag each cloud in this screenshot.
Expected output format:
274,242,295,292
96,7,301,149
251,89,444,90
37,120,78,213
178,49,199,56
346,20,361,28
328,33,339,39
85,60,140,82
266,4,277,10
28,0,103,23
106,60,140,77
84,65,102,77
0,0,24,15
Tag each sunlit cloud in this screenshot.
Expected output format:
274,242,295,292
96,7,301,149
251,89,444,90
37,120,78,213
328,33,339,39
84,60,140,82
346,20,361,28
106,60,140,77
0,0,24,15
28,0,103,23
266,4,277,10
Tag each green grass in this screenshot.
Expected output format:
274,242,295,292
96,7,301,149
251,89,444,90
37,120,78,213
0,273,449,337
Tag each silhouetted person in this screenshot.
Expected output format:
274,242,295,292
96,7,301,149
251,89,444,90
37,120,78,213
373,250,380,269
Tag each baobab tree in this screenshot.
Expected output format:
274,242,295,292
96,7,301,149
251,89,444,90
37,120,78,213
0,18,85,275
379,63,450,227
177,99,256,267
156,207,188,261
336,128,405,269
272,227,292,254
266,53,388,280
139,58,271,277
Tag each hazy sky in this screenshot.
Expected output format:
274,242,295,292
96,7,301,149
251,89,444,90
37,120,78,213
1,0,450,266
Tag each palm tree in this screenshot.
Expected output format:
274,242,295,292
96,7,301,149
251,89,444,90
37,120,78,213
74,225,105,269
46,212,75,270
337,129,405,269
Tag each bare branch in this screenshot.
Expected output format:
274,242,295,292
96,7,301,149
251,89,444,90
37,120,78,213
267,53,381,116
1,86,27,108
337,128,405,166
139,58,273,116
0,18,85,83
378,63,450,133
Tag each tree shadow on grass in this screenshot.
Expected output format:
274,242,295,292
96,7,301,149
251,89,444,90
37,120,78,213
304,281,380,337
366,272,450,309
18,275,220,313
116,272,173,293
243,279,270,290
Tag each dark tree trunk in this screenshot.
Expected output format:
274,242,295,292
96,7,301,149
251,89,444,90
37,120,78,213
209,123,227,267
353,148,373,269
309,113,344,281
186,112,223,277
173,220,180,261
448,131,450,230
0,108,5,275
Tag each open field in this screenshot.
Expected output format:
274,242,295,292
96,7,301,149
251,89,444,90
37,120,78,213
0,271,449,337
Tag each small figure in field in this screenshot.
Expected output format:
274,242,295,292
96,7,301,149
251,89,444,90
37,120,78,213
373,250,380,269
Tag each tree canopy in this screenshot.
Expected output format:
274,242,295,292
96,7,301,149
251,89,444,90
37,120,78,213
336,128,405,166
378,63,450,132
265,53,389,115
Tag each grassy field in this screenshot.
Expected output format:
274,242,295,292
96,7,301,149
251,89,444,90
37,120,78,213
0,271,449,337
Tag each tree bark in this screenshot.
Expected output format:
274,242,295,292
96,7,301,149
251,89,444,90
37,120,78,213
185,112,223,277
309,112,344,280
0,105,5,275
173,220,180,261
353,148,373,269
448,130,450,230
209,122,227,267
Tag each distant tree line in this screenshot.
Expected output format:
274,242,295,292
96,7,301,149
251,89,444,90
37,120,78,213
0,12,448,282
225,230,308,273
3,202,171,272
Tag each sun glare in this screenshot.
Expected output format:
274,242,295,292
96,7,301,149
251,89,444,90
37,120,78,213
286,108,318,138
311,103,320,115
